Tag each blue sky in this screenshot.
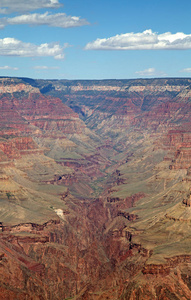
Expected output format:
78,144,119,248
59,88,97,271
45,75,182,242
0,0,191,79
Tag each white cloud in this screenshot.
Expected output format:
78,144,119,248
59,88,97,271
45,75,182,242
0,8,7,14
85,29,191,50
0,12,89,29
180,68,191,73
0,0,62,14
0,65,18,70
135,68,166,77
33,65,59,69
0,37,67,59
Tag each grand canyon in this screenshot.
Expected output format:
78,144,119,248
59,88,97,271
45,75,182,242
0,76,191,299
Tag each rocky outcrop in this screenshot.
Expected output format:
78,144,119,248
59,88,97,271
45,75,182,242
0,78,40,94
117,211,138,221
142,264,171,275
182,193,191,206
0,137,41,159
0,79,87,139
45,173,78,185
1,219,60,233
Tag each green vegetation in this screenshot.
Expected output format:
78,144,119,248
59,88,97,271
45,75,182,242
6,192,12,200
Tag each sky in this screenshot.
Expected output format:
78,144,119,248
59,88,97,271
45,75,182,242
0,0,191,79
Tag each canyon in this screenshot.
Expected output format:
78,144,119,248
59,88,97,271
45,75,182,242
0,77,191,299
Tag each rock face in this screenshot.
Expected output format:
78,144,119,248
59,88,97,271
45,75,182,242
1,77,191,299
0,93,84,137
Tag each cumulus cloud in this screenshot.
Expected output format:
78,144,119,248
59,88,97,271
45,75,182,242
0,65,18,70
33,65,59,69
180,68,191,73
0,12,89,29
85,29,191,50
0,0,62,14
0,37,67,59
135,68,166,77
